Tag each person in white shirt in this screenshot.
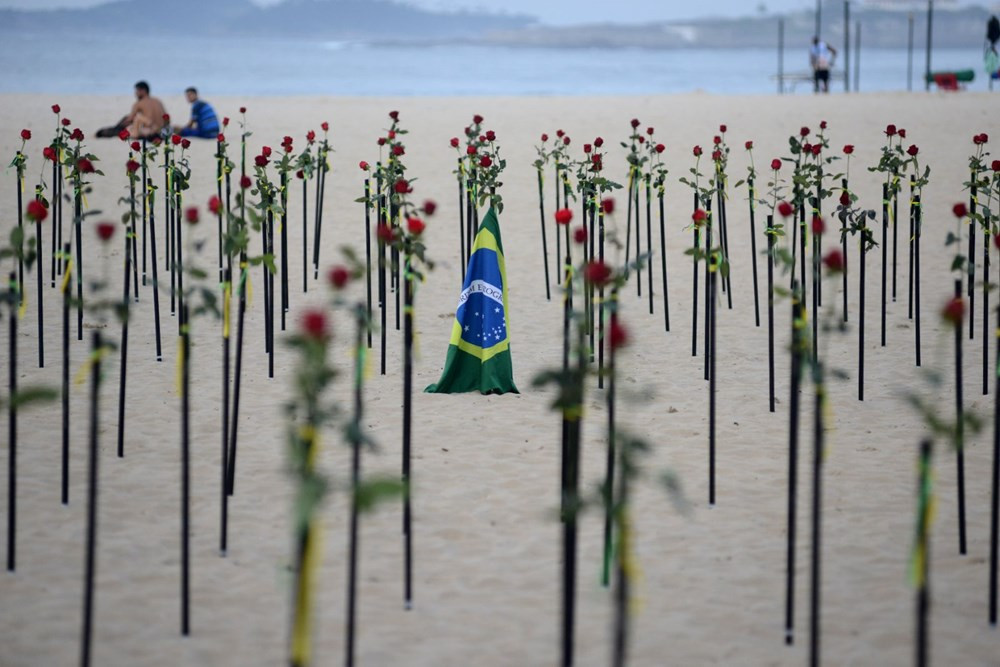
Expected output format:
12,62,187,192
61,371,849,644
810,36,838,93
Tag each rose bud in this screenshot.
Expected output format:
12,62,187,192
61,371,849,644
630,118,640,129
466,145,476,156
609,320,629,349
118,128,130,141
803,143,813,153
359,161,369,171
601,198,615,215
43,147,56,161
26,199,48,223
810,144,821,156
392,144,405,156
300,309,328,340
321,121,329,132
594,137,604,147
208,195,221,215
77,158,94,173
573,226,587,244
555,208,573,225
130,141,141,152
261,145,272,157
126,159,140,173
822,248,844,273
480,155,492,168
387,130,396,140
719,124,728,133
450,137,460,148
843,144,854,154
485,130,496,141
295,170,304,179
328,265,351,289
376,223,395,243
712,149,722,161
992,160,1000,171
394,179,410,194
422,200,437,216
96,221,116,242
953,202,968,218
389,110,399,120
820,120,828,130
898,128,907,139
239,106,247,114
941,297,964,327
637,136,645,144
655,143,665,154
562,136,570,146
692,209,708,225
713,135,721,145
556,129,565,138
745,140,753,150
811,216,825,236
163,114,170,123
254,155,268,167
171,134,181,146
283,135,293,145
583,143,592,154
21,129,32,141
541,133,549,142
995,234,1000,251
223,117,230,127
61,118,71,126
70,128,84,141
693,145,703,157
907,144,919,156
306,130,315,143
778,201,794,218
470,114,483,124
800,126,810,137
184,206,199,224
771,158,782,170
406,217,426,235
51,104,60,114
217,133,226,143
885,124,897,136
979,133,989,143
181,138,191,149
584,260,613,286
240,175,252,189
839,191,851,207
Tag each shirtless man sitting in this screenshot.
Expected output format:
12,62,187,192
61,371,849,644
124,81,168,139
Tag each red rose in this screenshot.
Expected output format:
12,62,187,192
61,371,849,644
118,128,130,141
556,129,564,138
394,179,410,194
778,201,794,218
208,195,221,215
941,297,964,327
562,136,570,146
583,143,592,154
96,222,116,242
223,117,230,127
61,118,71,127
820,120,828,130
70,128,84,142
839,191,851,207
466,145,476,155
800,126,810,137
376,223,395,243
21,129,31,141
261,145,272,157
479,155,492,168
26,199,48,222
655,143,665,154
885,124,897,137
811,144,821,156
422,199,437,216
387,131,396,140
392,144,404,156
602,198,615,215
745,140,753,150
473,114,484,124
162,114,170,123
328,266,350,289
771,158,782,170
843,144,854,155
811,216,825,236
573,226,587,244
992,160,1000,171
217,133,225,143
802,143,813,153
282,135,293,146
630,118,640,129
555,208,573,225
609,320,628,349
300,310,328,341
126,159,140,173
296,170,304,179
898,128,907,139
389,110,399,121
450,137,460,148
995,234,1000,251
485,130,496,141
254,155,268,167
980,133,989,143
359,160,369,171
77,158,94,173
711,149,722,161
51,104,60,114
953,202,968,218
42,147,56,161
406,217,426,235
907,144,918,156
240,106,247,114
692,208,708,225
693,145,702,157
594,137,604,147
181,138,191,149
720,124,728,133
185,206,199,224
306,130,315,143
584,260,613,286
240,175,252,189
130,141,141,152
644,127,652,136
171,134,181,146
321,121,329,132
637,136,645,144
822,249,844,273
713,135,721,145
540,133,549,142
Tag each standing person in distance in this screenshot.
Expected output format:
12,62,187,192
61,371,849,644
810,36,838,94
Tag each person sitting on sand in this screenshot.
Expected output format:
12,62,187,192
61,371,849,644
810,36,837,94
124,81,168,139
175,87,220,139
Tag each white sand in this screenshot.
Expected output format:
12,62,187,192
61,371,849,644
0,91,999,665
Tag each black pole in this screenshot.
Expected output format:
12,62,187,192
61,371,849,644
881,183,888,347
646,173,654,314
141,142,148,286
916,439,932,667
598,204,606,389
35,188,45,368
809,360,825,667
635,170,642,298
302,176,308,293
75,191,83,340
116,208,132,458
313,151,327,281
364,179,373,349
51,160,58,287
7,272,18,572
908,12,915,92
915,192,921,367
785,281,802,645
346,309,365,666
709,260,717,505
80,330,101,667
149,186,162,361
61,243,71,505
955,278,967,555
892,170,899,304
402,256,414,610
985,220,991,396
842,179,849,322
991,305,1000,626
538,169,551,301
562,317,584,667
909,177,916,320
459,160,466,282
602,290,617,587
969,174,977,340
844,1,851,92
180,305,191,636
226,255,248,497
768,218,775,413
659,189,670,331
704,199,712,380
280,171,288,331
749,178,760,327
379,193,387,376
221,270,231,555
859,226,867,400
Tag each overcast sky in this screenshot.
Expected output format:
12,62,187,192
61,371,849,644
0,0,986,25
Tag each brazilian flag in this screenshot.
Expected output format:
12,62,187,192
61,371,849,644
425,207,518,395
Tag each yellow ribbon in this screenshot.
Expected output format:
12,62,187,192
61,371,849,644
74,347,108,385
17,285,27,320
222,282,231,339
61,258,73,294
175,333,185,395
290,424,322,665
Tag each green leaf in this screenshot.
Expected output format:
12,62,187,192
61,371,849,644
355,477,405,513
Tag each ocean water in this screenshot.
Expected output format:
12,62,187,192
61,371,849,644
0,32,993,96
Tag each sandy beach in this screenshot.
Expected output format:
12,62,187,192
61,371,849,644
1,91,999,665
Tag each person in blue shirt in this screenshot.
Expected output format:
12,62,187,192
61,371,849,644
176,87,220,138
809,36,837,93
